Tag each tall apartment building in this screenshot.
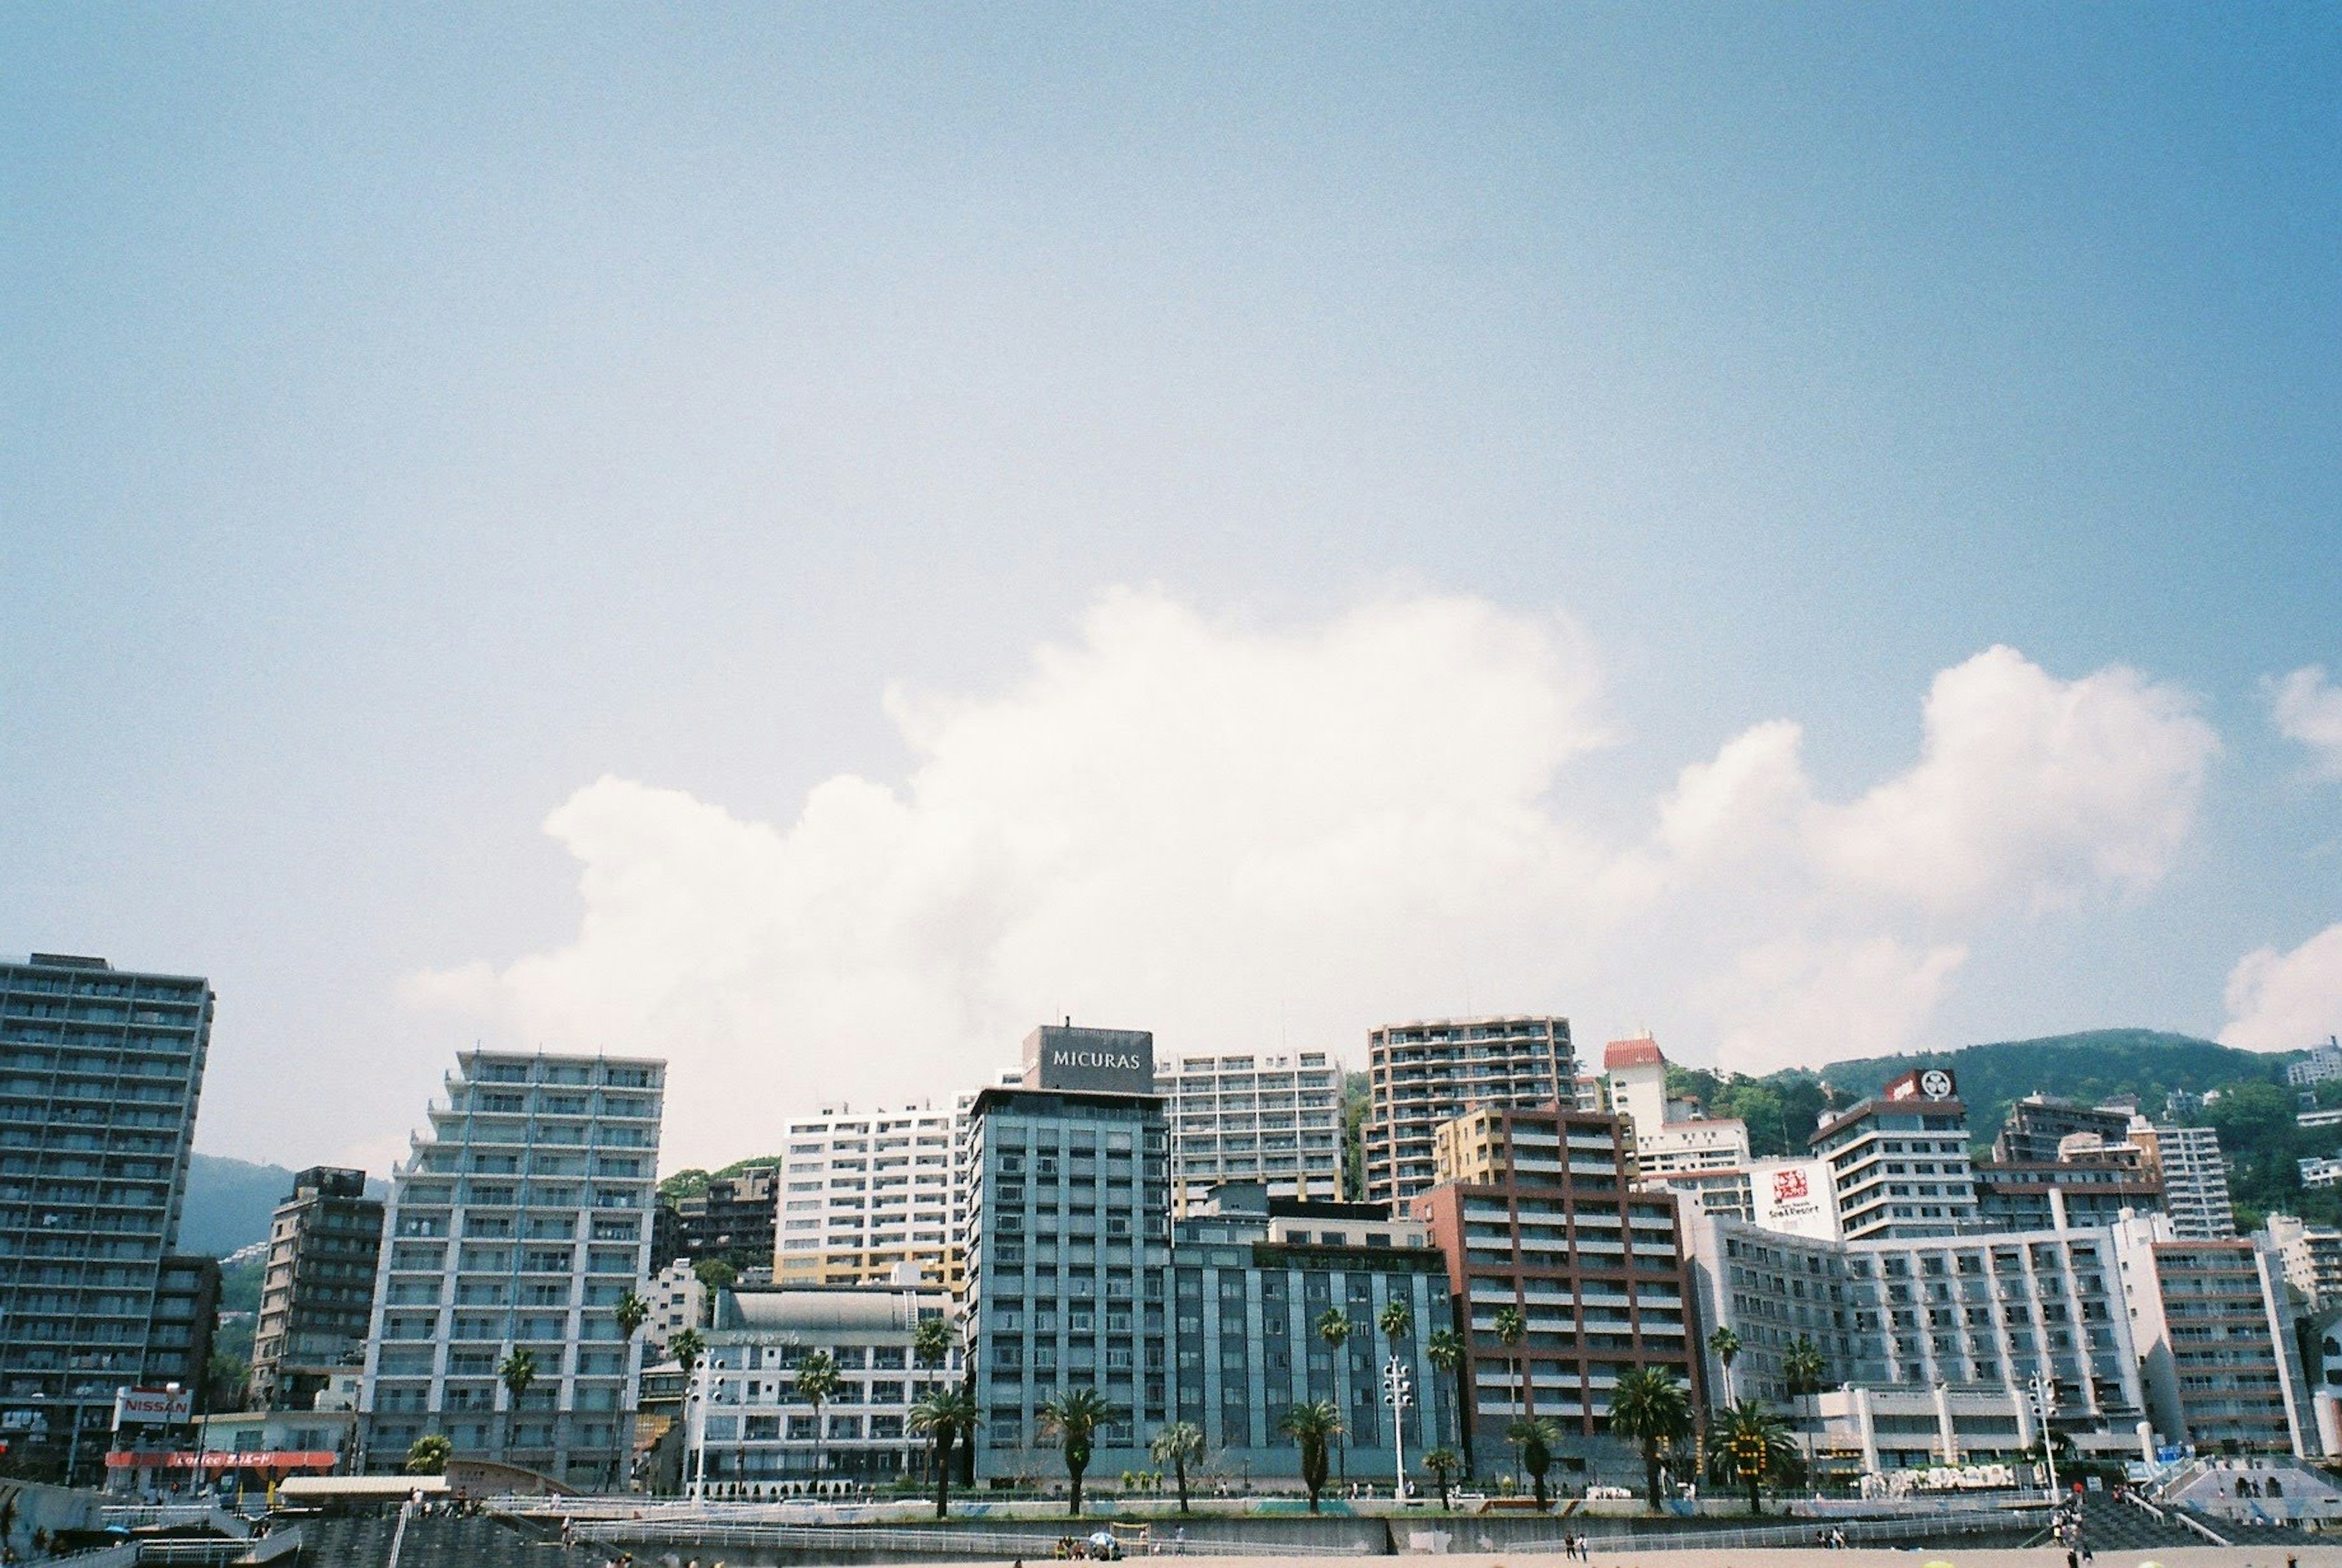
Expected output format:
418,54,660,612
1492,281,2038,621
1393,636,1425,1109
640,1259,706,1353
359,1049,664,1487
1974,1151,2163,1233
1684,1213,2150,1472
2113,1216,2310,1456
1364,1015,1572,1209
0,953,213,1484
2289,1039,2342,1089
1168,1184,1454,1476
673,1165,778,1273
251,1167,385,1411
1413,1105,1700,1475
2131,1122,2238,1240
776,1103,961,1289
1810,1069,1979,1240
1156,1050,1344,1206
2266,1214,2342,1311
965,1026,1170,1483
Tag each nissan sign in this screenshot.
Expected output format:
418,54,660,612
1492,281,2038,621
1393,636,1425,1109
113,1387,193,1428
1023,1025,1155,1095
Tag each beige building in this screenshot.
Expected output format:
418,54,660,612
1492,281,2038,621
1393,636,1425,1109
1364,1014,1573,1207
775,1101,963,1289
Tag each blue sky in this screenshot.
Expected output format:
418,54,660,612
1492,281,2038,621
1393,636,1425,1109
2,5,2337,1167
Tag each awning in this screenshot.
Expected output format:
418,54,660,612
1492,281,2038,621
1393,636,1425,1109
106,1450,338,1471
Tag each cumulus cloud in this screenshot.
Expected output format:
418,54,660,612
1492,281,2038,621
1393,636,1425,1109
2221,923,2342,1055
404,590,2222,1162
2272,666,2342,779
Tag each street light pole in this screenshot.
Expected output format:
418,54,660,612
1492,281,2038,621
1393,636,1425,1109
2029,1370,2060,1503
1382,1358,1414,1505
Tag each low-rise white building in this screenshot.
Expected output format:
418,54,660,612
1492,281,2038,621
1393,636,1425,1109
642,1259,706,1351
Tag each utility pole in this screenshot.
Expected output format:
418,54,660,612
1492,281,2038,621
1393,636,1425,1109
1383,1357,1414,1504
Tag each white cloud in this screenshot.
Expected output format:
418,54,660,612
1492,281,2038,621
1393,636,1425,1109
403,591,2222,1162
2221,923,2342,1055
2272,666,2342,779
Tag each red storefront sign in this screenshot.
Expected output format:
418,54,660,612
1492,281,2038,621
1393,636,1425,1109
105,1450,338,1471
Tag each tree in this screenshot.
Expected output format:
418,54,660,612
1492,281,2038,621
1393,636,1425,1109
1782,1337,1825,1398
1039,1388,1123,1517
692,1257,738,1319
1280,1400,1344,1512
610,1291,651,1488
404,1434,453,1475
1425,1328,1467,1465
913,1314,954,1381
1608,1367,1692,1511
1150,1422,1206,1515
497,1347,539,1458
1708,1400,1797,1516
1706,1327,1742,1402
1423,1445,1465,1511
909,1387,979,1519
1492,1304,1529,1459
1317,1308,1354,1478
796,1348,845,1468
1506,1417,1560,1509
669,1328,707,1383
1379,1298,1413,1346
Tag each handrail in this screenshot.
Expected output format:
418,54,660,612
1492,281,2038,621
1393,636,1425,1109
385,1502,413,1568
2171,1508,2231,1547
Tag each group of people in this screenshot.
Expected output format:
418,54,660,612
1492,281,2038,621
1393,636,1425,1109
2050,1497,2093,1568
1556,1532,1597,1559
1809,1526,1851,1548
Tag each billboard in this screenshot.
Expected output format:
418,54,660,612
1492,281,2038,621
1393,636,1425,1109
1750,1157,1840,1240
1023,1025,1155,1095
112,1387,193,1428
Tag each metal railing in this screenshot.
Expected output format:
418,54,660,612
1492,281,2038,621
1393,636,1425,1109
576,1520,1366,1557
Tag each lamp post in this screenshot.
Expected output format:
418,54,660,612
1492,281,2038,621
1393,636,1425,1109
1382,1358,1414,1504
2028,1370,2060,1503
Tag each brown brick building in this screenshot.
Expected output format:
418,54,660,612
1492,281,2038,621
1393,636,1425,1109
1413,1104,1703,1472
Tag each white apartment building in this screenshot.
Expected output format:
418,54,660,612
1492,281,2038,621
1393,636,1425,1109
642,1258,705,1351
1684,1211,2152,1472
2132,1121,2237,1240
775,1103,962,1289
2290,1039,2342,1088
1157,1050,1343,1206
360,1049,665,1488
1600,1034,1757,1220
1811,1070,1980,1240
2267,1214,2342,1310
1364,1015,1573,1207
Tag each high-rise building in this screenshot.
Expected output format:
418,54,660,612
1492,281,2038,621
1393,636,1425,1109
1809,1069,1979,1240
2265,1214,2342,1312
359,1049,664,1487
2113,1216,2311,1456
673,1165,778,1274
1412,1105,1701,1475
2130,1121,2237,1240
1167,1184,1454,1475
965,1026,1170,1484
0,953,213,1484
1156,1050,1344,1206
775,1103,961,1289
251,1167,385,1411
2288,1039,2342,1089
1364,1015,1572,1208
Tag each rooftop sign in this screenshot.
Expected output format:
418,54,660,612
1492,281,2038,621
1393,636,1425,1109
1023,1025,1155,1095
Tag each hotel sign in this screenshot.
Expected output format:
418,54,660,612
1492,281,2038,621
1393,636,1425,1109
1024,1025,1155,1094
1750,1157,1840,1241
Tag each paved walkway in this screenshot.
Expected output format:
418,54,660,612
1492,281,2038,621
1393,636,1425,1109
881,1552,2340,1568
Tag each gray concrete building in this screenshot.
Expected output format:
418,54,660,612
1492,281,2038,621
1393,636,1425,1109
0,953,213,1485
251,1167,384,1411
1363,1015,1573,1209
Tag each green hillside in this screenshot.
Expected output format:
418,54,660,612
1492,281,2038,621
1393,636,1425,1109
659,1153,782,1202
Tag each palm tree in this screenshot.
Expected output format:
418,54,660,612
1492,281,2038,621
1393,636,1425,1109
404,1434,453,1475
1608,1367,1693,1512
1506,1417,1560,1509
669,1327,706,1378
909,1387,979,1519
1317,1308,1353,1479
1708,1400,1796,1516
1423,1445,1464,1511
1782,1336,1825,1399
1425,1328,1467,1467
1706,1327,1742,1402
797,1349,845,1472
1491,1306,1528,1425
1280,1401,1344,1513
913,1314,953,1385
497,1347,538,1460
1150,1421,1206,1514
611,1292,650,1489
1038,1388,1123,1517
1380,1298,1413,1346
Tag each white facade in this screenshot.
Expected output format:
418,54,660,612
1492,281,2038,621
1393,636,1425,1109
1811,1072,1979,1240
642,1259,705,1351
360,1049,665,1487
1158,1050,1344,1205
775,1103,961,1289
1636,1117,1752,1175
1364,1015,1574,1206
2268,1214,2342,1309
2290,1040,2342,1088
2135,1122,2238,1240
